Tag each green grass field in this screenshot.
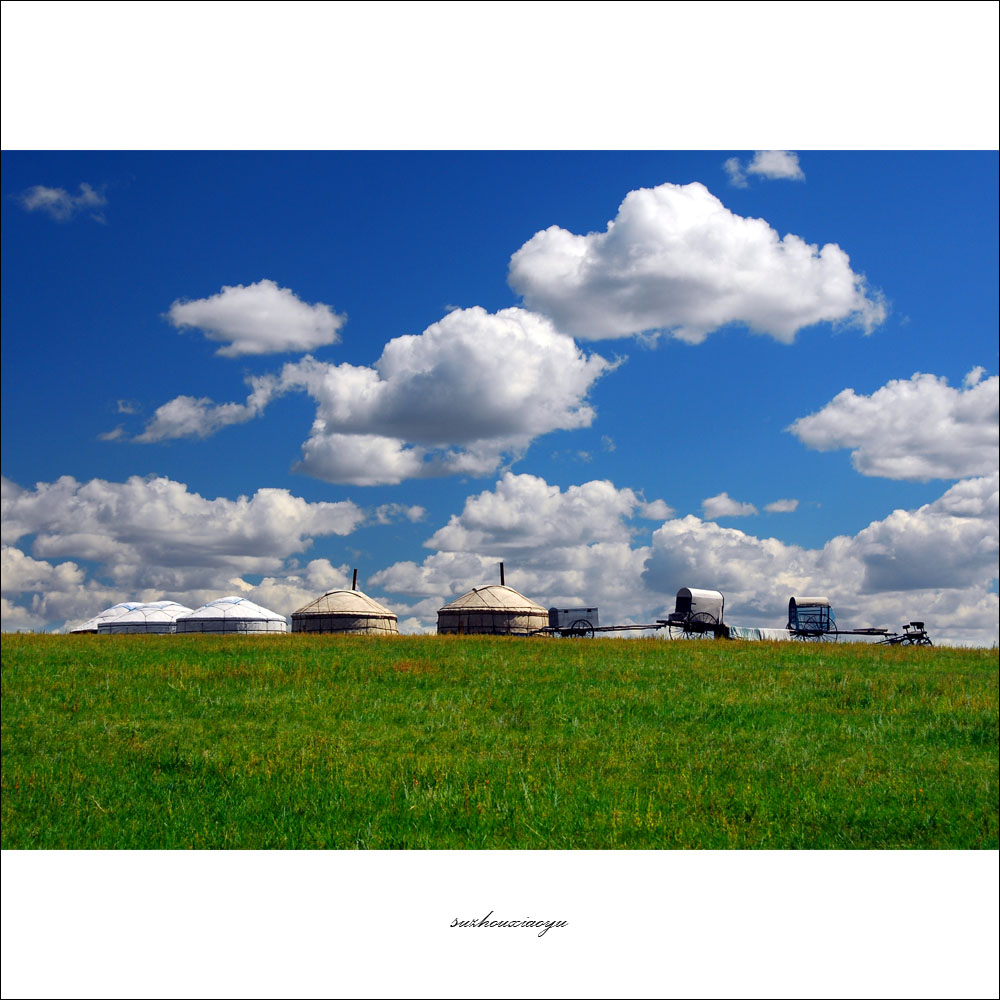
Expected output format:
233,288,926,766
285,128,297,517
2,633,996,849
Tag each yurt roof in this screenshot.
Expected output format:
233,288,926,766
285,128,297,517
439,585,546,614
107,601,194,625
70,601,144,633
179,596,286,622
292,589,396,618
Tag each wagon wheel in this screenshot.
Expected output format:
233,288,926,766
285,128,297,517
795,614,837,642
683,612,718,639
568,618,594,638
800,629,838,642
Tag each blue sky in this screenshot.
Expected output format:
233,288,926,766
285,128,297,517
3,149,997,643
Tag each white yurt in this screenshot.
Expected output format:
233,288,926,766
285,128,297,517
437,585,548,636
291,575,399,635
70,602,144,634
98,601,194,634
175,596,288,634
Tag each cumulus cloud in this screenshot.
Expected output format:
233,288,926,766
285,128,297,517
723,157,749,188
372,473,673,626
0,546,118,632
964,366,986,388
852,474,998,592
508,181,885,344
0,474,406,631
167,279,346,357
643,473,999,645
134,376,277,442
701,493,758,519
424,472,652,554
702,493,759,518
749,150,805,181
138,307,613,486
639,499,674,519
374,503,427,525
242,559,375,622
17,182,107,222
788,369,999,480
725,151,805,187
366,471,997,646
643,516,817,619
1,475,365,601
1,545,86,594
372,543,652,627
764,498,800,513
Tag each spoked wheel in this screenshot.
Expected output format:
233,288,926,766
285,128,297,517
799,630,839,642
682,612,718,639
567,619,594,638
794,615,838,641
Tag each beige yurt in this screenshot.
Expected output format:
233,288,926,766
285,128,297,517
291,578,399,635
437,584,548,636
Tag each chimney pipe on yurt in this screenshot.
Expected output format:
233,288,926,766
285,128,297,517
352,568,358,591
500,561,505,586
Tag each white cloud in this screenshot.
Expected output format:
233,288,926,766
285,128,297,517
138,306,613,486
243,559,357,620
747,150,805,181
167,279,346,357
643,515,817,620
1,545,86,594
133,375,277,442
371,473,667,624
725,151,805,187
723,157,748,188
374,503,427,525
2,596,53,632
17,182,106,222
788,370,999,480
702,492,759,518
0,544,129,633
764,498,799,513
508,181,885,343
639,499,674,519
1,475,365,599
367,471,997,647
964,366,986,388
851,474,998,592
424,472,648,554
643,474,999,645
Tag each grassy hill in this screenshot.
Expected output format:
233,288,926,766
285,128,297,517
2,633,996,849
